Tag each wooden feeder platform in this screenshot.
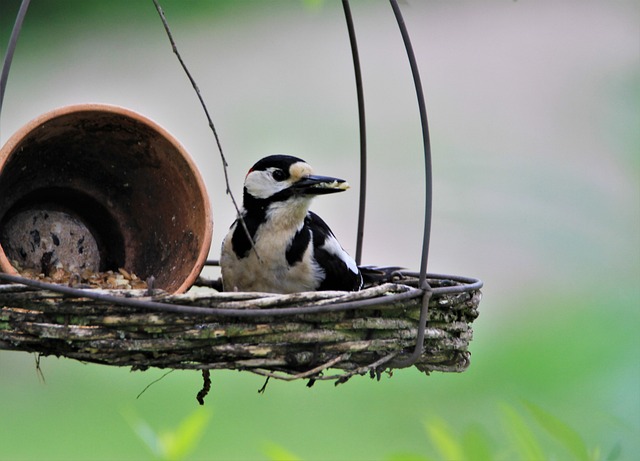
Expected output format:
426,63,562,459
0,271,481,385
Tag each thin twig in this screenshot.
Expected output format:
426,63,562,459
151,0,229,193
248,353,352,382
257,376,270,394
151,0,258,261
136,369,175,399
319,351,399,383
34,353,46,384
246,351,400,384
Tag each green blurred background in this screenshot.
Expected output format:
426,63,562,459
1,1,638,460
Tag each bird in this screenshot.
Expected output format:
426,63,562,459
220,154,362,293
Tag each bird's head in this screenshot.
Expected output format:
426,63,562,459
242,155,349,212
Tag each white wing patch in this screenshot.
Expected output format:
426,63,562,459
321,233,359,276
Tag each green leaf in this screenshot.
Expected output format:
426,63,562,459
500,403,546,460
159,407,212,461
262,441,302,461
462,424,494,461
424,417,465,461
122,407,212,460
121,407,163,458
522,400,590,461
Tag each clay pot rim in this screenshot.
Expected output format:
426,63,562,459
0,103,213,294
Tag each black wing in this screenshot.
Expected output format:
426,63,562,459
306,212,362,291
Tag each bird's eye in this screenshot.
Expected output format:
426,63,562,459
271,169,287,181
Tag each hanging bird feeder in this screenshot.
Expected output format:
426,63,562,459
0,1,483,396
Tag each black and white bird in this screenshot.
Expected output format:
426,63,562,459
220,154,362,293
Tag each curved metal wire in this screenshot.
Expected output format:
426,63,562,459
341,0,367,266
0,271,480,317
386,0,435,368
389,0,433,288
391,284,432,368
0,0,31,139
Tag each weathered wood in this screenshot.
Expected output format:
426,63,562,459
0,276,481,382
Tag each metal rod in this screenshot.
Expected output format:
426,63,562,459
389,0,433,367
0,0,31,139
342,0,367,266
390,282,432,368
389,0,432,288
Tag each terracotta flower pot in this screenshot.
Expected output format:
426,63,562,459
0,104,213,294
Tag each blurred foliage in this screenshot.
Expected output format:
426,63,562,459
124,407,212,461
263,442,303,461
399,401,622,461
124,400,623,460
0,0,322,34
0,0,288,63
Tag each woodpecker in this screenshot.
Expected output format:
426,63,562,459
220,154,362,293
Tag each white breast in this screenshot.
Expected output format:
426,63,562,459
221,206,324,293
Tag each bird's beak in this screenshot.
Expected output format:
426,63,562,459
293,175,350,195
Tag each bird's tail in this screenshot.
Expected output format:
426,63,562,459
359,265,406,287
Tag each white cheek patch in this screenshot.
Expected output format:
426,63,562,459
244,169,288,199
245,162,315,199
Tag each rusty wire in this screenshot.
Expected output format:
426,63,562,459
0,0,30,140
